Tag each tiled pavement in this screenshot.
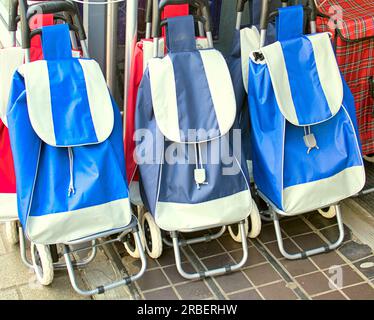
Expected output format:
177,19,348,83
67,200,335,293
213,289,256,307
1,209,374,300
0,224,91,300
117,211,374,300
354,160,374,217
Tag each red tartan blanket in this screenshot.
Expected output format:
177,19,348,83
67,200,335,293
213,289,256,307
315,0,374,40
315,0,374,155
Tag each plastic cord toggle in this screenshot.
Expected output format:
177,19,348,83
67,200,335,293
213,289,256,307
303,126,319,154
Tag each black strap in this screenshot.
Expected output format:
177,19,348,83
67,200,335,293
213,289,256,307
97,286,105,294
224,265,232,272
253,51,265,62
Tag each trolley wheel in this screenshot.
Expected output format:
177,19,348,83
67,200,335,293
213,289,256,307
5,221,19,245
251,188,271,221
248,200,262,239
142,212,163,259
363,154,374,163
318,206,337,219
228,200,262,241
31,243,54,286
124,226,145,259
228,220,249,243
50,244,60,263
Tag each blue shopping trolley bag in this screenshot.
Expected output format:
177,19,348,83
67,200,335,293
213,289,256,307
6,24,132,244
247,6,365,215
135,16,252,231
228,0,300,180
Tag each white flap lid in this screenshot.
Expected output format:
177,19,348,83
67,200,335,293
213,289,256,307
257,33,343,126
240,26,260,93
148,49,237,143
18,58,114,146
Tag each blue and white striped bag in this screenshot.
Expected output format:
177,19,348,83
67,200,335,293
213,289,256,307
7,25,132,244
248,21,365,215
135,16,252,231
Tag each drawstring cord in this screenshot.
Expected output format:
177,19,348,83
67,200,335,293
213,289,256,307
194,144,200,189
303,125,310,137
194,143,208,189
198,143,204,169
68,147,75,196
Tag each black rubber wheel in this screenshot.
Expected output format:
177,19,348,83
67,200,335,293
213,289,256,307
50,244,59,263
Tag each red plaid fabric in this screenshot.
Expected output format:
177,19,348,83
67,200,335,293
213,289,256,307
315,0,374,155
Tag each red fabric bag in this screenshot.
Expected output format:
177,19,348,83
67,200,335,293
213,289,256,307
0,13,54,212
124,5,189,203
0,123,16,194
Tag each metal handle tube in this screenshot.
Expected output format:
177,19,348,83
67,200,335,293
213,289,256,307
259,0,269,47
106,1,118,94
259,0,270,31
24,0,86,49
8,0,19,32
236,0,249,13
18,0,30,50
236,0,254,30
145,0,153,24
123,0,138,138
308,0,317,33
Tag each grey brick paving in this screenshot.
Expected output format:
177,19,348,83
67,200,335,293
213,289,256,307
1,205,373,300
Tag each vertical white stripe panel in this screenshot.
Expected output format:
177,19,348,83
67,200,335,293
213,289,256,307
142,41,155,72
0,47,24,126
261,42,299,125
240,26,260,93
148,56,180,142
79,59,114,142
142,40,165,72
20,61,56,145
199,50,237,136
308,33,343,116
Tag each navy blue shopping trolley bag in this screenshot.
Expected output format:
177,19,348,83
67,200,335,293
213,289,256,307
247,6,365,215
135,16,253,232
7,25,132,244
